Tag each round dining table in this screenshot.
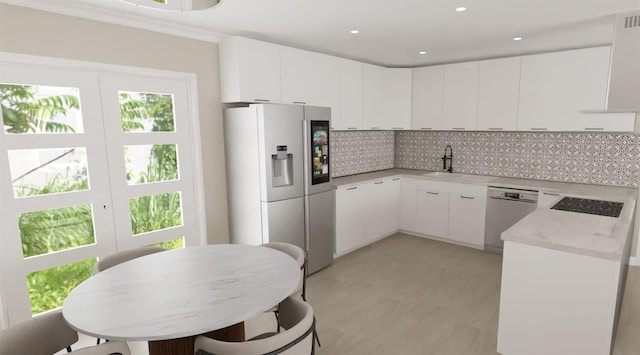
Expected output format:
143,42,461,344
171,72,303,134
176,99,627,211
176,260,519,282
62,244,300,355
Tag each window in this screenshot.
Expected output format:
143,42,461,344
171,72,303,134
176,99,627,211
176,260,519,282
0,57,203,325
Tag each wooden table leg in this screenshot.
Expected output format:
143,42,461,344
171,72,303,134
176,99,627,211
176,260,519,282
148,322,245,355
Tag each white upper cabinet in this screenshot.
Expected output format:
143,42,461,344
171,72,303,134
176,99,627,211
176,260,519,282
411,66,444,130
280,47,340,115
219,36,282,103
518,46,634,132
384,68,412,130
338,58,364,130
443,61,480,130
363,63,386,130
477,57,521,131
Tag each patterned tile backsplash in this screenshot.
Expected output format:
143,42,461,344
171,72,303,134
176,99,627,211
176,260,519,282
331,130,640,187
331,131,395,177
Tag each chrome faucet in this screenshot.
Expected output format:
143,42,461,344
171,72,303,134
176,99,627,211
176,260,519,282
442,145,453,173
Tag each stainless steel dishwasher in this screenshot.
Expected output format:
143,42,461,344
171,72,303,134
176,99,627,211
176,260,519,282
485,186,538,254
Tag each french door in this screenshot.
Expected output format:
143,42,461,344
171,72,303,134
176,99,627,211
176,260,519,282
0,56,204,325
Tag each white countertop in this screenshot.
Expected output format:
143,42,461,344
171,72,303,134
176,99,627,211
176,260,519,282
63,244,299,341
332,169,637,261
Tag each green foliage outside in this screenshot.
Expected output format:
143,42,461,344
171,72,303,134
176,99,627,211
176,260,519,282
1,84,184,315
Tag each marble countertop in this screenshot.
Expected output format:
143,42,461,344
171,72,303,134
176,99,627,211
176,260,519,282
63,245,299,341
332,169,637,261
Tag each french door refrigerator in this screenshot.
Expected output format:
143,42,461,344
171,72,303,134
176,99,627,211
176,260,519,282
223,104,334,274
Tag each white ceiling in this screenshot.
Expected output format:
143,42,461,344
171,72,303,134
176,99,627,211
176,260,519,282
5,0,640,67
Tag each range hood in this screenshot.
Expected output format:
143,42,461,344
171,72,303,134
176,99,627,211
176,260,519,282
606,10,640,112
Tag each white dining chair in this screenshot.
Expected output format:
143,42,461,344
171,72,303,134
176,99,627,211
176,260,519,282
0,309,131,355
93,246,168,274
194,296,315,355
261,242,306,301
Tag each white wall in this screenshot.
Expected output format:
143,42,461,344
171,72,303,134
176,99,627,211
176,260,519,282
0,3,230,245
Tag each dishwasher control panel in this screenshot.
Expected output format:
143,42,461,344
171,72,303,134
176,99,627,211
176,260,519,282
487,186,538,203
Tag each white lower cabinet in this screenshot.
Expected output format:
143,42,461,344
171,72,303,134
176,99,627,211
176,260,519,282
401,177,487,248
364,180,390,243
388,178,401,233
337,176,488,256
537,191,562,208
335,177,399,256
448,194,486,246
400,178,418,232
335,185,365,255
416,190,449,238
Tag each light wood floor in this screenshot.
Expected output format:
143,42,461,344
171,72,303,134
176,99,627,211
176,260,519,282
129,233,640,354
303,233,640,355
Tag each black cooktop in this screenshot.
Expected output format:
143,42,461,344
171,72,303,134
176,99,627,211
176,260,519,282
551,197,624,218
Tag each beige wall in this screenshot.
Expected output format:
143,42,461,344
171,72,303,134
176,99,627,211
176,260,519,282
0,4,230,244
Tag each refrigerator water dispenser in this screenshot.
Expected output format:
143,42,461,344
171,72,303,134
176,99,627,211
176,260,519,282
271,145,294,187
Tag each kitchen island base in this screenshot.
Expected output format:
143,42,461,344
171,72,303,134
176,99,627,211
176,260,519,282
497,241,628,355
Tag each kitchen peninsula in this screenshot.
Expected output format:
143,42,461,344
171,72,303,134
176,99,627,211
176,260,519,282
497,191,636,355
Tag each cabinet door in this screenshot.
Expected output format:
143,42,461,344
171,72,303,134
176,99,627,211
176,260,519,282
537,191,561,208
477,57,521,131
416,190,449,238
400,177,418,232
363,63,386,130
364,181,390,242
280,47,340,112
219,36,281,103
448,194,486,247
443,61,479,130
388,177,401,234
517,46,634,132
338,59,363,130
335,186,365,255
411,66,444,130
385,68,412,130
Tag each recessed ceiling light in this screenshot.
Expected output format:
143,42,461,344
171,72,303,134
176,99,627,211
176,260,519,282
350,30,360,34
456,7,466,12
513,37,523,41
419,51,427,55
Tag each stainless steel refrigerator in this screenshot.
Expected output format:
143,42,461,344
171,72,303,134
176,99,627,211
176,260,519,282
223,104,334,274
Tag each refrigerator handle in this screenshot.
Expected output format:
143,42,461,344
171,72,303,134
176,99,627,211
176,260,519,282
304,195,310,253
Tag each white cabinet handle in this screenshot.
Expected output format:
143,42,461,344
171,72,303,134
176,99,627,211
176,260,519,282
584,127,604,131
374,181,384,185
370,127,380,130
347,187,358,190
392,178,400,181
391,127,404,130
452,127,465,130
254,99,270,102
488,128,503,130
427,192,439,195
293,101,306,105
420,127,432,130
531,128,548,131
543,192,559,196
460,196,475,199
347,127,358,130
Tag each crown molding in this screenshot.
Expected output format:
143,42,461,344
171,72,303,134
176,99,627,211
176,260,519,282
0,0,226,43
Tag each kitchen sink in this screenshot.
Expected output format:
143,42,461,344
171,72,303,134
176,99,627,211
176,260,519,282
422,171,496,182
